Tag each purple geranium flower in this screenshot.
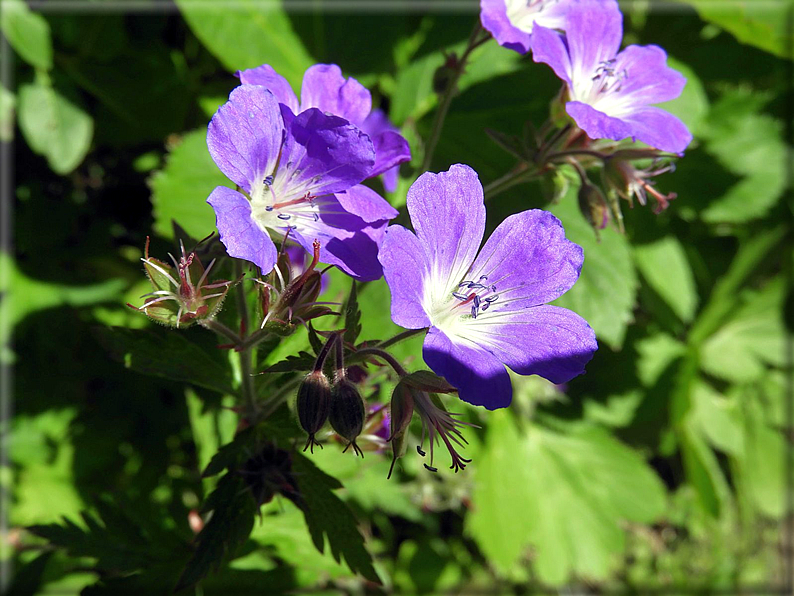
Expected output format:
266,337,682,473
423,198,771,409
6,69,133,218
481,0,613,54
206,85,398,281
531,1,692,153
378,164,597,410
236,63,411,192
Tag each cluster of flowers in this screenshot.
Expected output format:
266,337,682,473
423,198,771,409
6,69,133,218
138,0,691,474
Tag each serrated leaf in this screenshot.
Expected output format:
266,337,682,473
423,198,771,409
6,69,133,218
175,0,313,87
291,454,380,583
1,0,53,70
549,192,638,349
18,77,93,175
700,279,786,383
700,89,786,223
175,473,258,591
264,351,315,373
634,236,699,323
202,410,303,478
93,326,235,395
466,412,666,584
29,497,188,576
150,128,229,240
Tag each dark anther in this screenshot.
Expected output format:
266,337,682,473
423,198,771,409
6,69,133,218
265,206,273,212
423,464,438,472
277,213,291,220
417,446,426,456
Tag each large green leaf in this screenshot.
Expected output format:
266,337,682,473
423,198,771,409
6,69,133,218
634,236,699,323
150,129,229,240
93,326,235,395
675,0,793,60
291,454,380,583
699,89,786,223
17,76,93,175
0,0,52,70
550,194,638,349
700,279,786,383
467,411,666,584
175,0,313,86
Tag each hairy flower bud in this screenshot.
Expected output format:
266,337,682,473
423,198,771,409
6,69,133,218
297,370,331,453
329,377,366,457
577,180,609,231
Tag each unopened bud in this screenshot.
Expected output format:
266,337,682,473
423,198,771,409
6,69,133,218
297,370,331,453
329,377,366,457
388,382,415,441
578,180,609,231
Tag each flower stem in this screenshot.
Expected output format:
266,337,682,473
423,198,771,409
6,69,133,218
233,259,258,420
354,347,407,377
377,327,426,350
420,22,490,172
483,165,543,201
198,319,241,346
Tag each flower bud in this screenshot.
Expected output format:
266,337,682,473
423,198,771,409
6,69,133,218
297,370,331,453
388,382,415,442
577,180,609,231
329,378,366,457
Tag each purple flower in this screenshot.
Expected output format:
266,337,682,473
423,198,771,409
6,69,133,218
206,85,398,281
481,0,608,54
236,63,411,192
531,2,692,153
378,164,597,410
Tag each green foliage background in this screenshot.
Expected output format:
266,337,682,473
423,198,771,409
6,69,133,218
2,0,791,593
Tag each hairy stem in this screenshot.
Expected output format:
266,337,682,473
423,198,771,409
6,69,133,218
377,327,426,350
198,319,241,346
420,22,490,172
233,260,258,419
354,347,408,377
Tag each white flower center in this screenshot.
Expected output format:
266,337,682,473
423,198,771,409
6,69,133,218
424,274,501,341
572,58,632,117
249,170,322,235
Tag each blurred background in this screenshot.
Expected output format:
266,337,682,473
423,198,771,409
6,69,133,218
1,0,791,593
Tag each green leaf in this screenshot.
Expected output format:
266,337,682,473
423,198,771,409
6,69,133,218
1,0,53,70
17,76,93,175
634,237,699,323
549,193,638,349
690,381,744,457
467,412,666,584
30,497,189,576
175,0,313,87
739,395,785,518
150,129,228,240
6,552,53,596
700,279,786,383
93,326,235,395
176,473,258,591
700,88,786,223
264,351,315,373
675,0,793,60
291,453,380,583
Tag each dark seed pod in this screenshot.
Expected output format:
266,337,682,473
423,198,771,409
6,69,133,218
329,378,366,457
297,370,331,453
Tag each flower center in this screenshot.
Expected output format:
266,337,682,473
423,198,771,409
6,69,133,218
575,59,631,116
249,169,322,234
426,274,500,338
